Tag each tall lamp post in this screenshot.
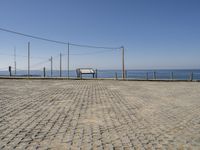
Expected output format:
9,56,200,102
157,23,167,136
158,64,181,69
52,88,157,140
122,46,125,79
28,42,30,77
50,56,53,77
67,43,70,78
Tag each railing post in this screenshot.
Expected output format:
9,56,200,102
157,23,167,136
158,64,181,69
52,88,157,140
153,71,156,80
43,67,46,77
171,72,173,80
115,72,118,80
146,72,148,80
8,66,12,76
190,72,193,81
96,69,97,78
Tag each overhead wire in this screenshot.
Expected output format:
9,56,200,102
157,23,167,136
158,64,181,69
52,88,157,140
20,54,60,69
0,27,122,50
0,27,122,72
63,49,117,56
69,43,121,50
0,27,67,45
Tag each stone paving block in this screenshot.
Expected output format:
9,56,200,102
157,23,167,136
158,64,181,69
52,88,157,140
0,79,200,149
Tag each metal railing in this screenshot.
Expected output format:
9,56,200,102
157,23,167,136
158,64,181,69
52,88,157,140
0,69,200,81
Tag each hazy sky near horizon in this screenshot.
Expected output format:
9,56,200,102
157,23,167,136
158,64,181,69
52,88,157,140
0,0,200,70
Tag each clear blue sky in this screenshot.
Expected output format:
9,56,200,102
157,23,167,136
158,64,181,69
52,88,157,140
0,0,200,70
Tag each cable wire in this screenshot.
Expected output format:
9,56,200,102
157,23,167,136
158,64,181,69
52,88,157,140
0,27,67,45
0,27,122,49
69,43,121,50
63,49,117,56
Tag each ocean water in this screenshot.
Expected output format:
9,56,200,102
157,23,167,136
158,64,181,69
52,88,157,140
0,69,200,80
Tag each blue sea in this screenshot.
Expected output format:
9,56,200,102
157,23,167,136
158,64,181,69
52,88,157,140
0,69,200,80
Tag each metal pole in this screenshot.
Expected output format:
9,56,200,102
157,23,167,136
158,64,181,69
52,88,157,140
171,72,173,80
60,53,62,77
96,69,97,78
43,67,46,77
122,46,125,79
153,71,156,80
50,56,53,77
67,43,69,78
9,66,12,76
28,42,30,77
146,72,148,80
115,72,118,80
14,47,16,76
190,72,193,81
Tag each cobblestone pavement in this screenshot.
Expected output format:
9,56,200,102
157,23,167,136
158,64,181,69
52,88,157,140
0,79,200,149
